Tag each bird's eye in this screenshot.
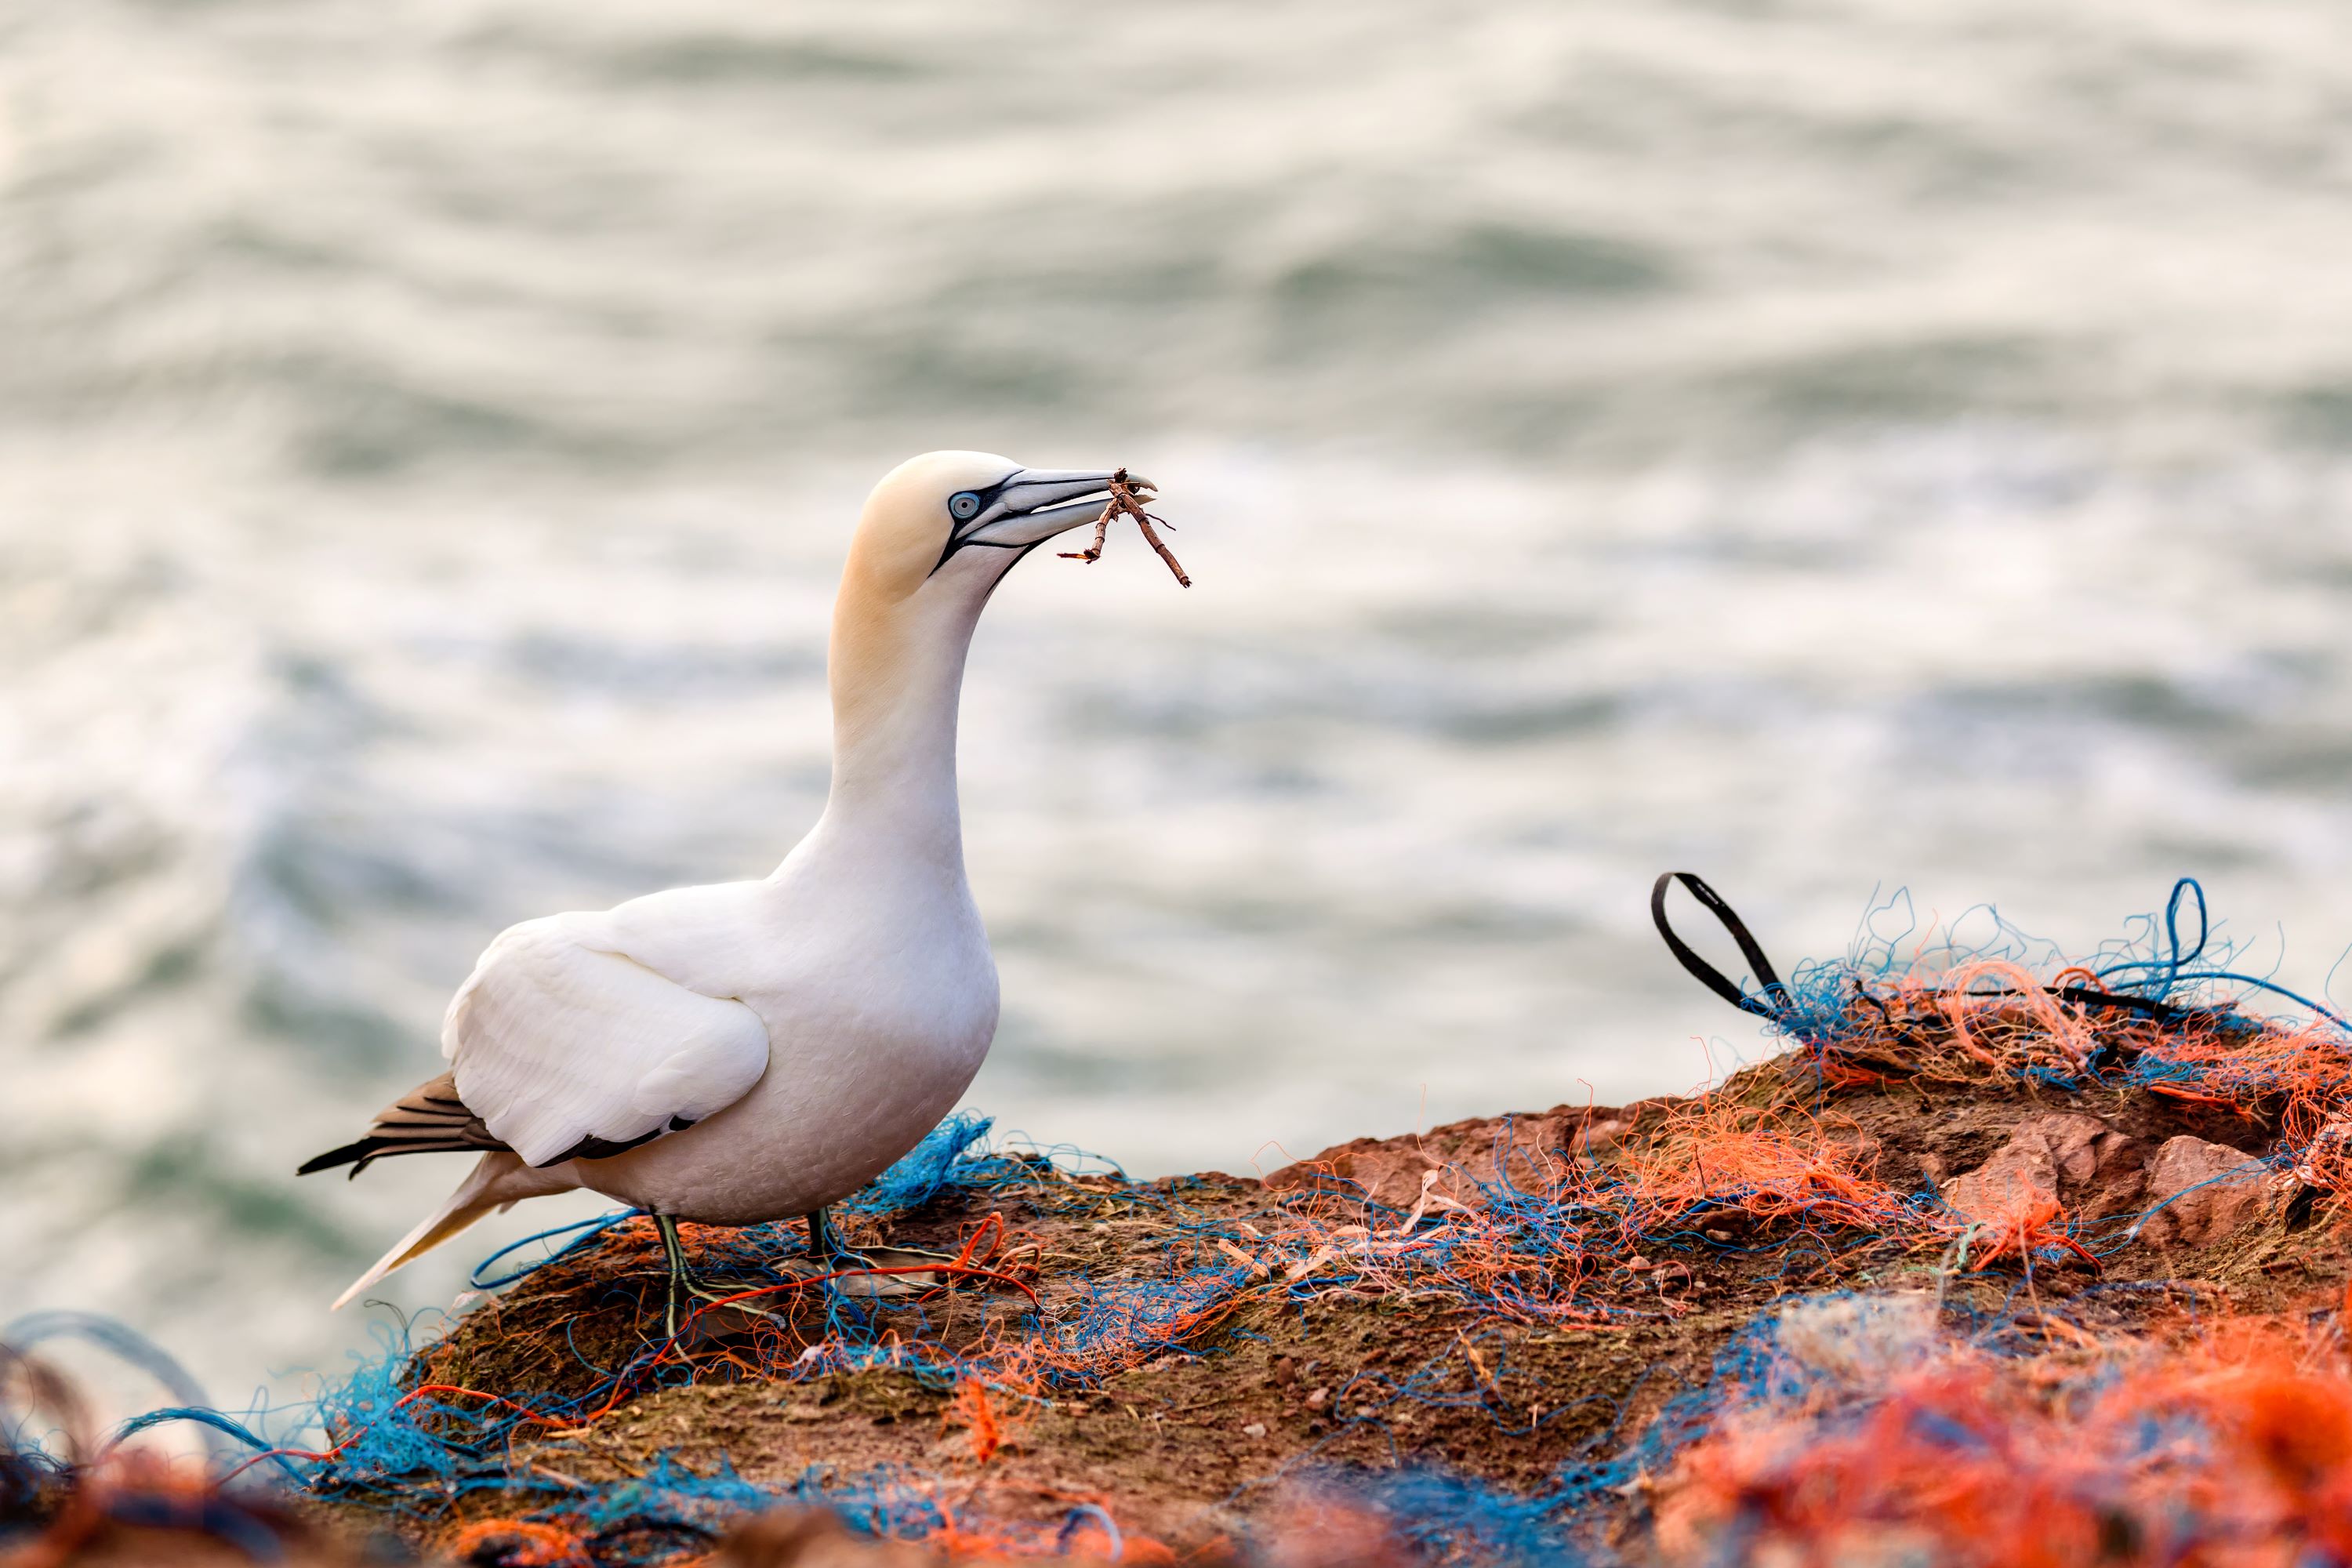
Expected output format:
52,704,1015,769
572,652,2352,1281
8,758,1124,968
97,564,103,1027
949,492,982,521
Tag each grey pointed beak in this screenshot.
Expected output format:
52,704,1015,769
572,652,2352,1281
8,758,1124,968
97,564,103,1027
960,467,1151,550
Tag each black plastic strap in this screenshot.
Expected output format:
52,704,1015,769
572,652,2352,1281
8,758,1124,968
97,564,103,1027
1651,872,1791,1020
1651,871,2191,1032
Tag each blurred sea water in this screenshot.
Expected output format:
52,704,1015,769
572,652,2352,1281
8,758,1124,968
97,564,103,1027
5,0,2352,1400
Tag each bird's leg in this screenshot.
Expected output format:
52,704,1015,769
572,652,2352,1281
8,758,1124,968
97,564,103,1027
655,1213,695,1337
805,1205,842,1265
653,1213,779,1336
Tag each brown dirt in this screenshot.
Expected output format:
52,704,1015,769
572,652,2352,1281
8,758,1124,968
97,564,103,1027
291,1049,2352,1565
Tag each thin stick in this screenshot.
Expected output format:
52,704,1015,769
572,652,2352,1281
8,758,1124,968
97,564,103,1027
1062,510,1111,565
1059,467,1190,587
1131,509,1190,588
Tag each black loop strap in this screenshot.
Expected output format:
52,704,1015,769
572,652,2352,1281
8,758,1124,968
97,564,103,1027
1652,871,2191,1034
1651,872,1792,1020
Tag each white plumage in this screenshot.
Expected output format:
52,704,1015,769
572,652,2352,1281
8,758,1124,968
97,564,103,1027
308,452,1146,1310
445,914,771,1168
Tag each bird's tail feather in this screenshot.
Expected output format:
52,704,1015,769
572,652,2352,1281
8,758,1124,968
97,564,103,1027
332,1152,532,1311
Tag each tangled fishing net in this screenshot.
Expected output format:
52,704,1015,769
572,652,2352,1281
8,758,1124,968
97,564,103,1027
13,876,2352,1566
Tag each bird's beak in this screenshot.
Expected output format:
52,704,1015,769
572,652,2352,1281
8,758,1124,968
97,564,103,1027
958,467,1150,550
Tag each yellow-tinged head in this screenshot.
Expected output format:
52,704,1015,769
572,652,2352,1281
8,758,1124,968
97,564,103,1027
841,450,1148,604
829,453,1148,781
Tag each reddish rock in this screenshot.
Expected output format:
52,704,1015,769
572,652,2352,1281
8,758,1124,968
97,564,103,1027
2030,1113,2123,1185
1264,1105,1615,1210
2136,1134,2284,1247
1941,1112,2147,1225
1942,1135,2059,1223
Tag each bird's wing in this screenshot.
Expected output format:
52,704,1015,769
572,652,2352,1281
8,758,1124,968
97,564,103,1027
296,1068,508,1178
441,915,771,1168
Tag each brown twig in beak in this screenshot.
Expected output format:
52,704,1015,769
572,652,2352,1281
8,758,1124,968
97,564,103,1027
1059,468,1190,587
1065,511,1110,567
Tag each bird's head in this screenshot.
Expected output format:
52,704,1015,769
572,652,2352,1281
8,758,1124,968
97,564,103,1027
829,452,1149,753
844,450,1147,604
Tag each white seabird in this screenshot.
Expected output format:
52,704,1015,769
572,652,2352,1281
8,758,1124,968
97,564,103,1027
301,452,1149,1329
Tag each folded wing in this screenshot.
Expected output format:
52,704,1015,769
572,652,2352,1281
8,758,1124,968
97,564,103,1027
444,916,771,1167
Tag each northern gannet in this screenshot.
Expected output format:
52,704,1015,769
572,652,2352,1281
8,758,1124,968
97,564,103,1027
300,452,1149,1330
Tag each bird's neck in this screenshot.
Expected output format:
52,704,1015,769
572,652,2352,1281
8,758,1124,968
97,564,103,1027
815,575,986,869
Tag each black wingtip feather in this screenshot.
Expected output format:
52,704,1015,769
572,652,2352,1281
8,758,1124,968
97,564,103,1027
296,1141,372,1177
301,1069,509,1180
298,1135,474,1178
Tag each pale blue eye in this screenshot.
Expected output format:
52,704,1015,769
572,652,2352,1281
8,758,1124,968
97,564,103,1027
949,492,982,521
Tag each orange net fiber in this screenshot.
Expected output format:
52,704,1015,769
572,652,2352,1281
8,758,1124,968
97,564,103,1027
29,875,2352,1566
